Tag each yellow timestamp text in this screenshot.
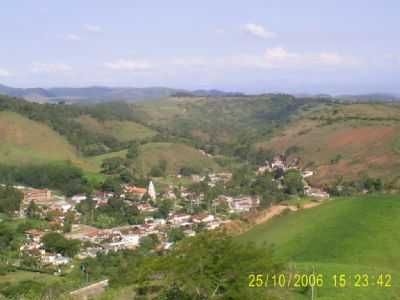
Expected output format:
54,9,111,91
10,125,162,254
248,273,324,288
332,273,392,288
248,273,393,289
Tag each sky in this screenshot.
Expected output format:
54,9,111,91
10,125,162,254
0,0,400,94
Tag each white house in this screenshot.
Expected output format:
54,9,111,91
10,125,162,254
71,194,87,203
42,253,71,266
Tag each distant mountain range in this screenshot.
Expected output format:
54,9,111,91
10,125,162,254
0,84,245,103
1,83,399,104
336,93,400,102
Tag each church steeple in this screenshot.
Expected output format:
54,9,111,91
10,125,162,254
148,181,156,200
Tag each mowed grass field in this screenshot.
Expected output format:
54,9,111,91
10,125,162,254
0,111,94,168
77,115,156,142
239,195,400,299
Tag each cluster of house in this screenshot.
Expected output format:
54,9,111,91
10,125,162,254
257,154,330,200
191,172,232,187
20,229,71,266
256,154,301,175
214,195,260,213
19,208,227,266
15,161,330,267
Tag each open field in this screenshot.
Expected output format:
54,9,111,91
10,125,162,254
239,195,400,299
88,142,219,175
136,142,219,175
77,115,157,142
0,111,97,170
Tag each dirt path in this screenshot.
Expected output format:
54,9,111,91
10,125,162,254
253,205,297,225
226,201,325,235
70,279,109,300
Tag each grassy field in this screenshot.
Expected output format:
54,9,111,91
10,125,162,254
89,142,219,175
135,142,219,175
239,195,400,299
87,149,128,172
77,115,156,142
0,111,95,168
0,271,58,285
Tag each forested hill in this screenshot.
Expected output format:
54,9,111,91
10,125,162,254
129,94,329,155
0,95,156,156
2,92,400,186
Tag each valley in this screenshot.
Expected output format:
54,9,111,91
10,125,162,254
0,92,399,300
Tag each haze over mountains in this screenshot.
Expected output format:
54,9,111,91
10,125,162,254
1,83,399,104
0,83,245,103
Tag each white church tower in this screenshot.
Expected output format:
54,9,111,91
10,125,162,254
148,181,156,200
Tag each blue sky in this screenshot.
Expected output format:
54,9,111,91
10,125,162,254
0,0,399,94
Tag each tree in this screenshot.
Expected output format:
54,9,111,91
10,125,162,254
139,234,159,252
283,170,304,195
167,228,185,243
63,211,75,233
42,232,80,257
26,200,40,219
149,160,168,177
126,141,140,160
101,157,126,174
0,185,23,215
76,194,96,224
179,166,200,176
151,231,281,299
20,253,40,269
101,177,122,194
156,199,173,219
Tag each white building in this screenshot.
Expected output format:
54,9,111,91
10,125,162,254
42,253,71,266
301,170,314,178
148,181,156,200
71,194,87,203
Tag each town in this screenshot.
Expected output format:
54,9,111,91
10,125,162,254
12,154,329,271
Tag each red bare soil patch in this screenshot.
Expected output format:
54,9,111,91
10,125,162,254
328,127,395,149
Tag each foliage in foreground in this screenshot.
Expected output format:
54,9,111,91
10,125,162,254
145,230,281,300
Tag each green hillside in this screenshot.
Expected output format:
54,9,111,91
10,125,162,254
89,142,219,175
259,102,400,185
239,195,400,299
136,142,219,175
77,115,156,142
131,95,324,145
0,111,94,170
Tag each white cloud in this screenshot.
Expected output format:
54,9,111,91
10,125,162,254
31,62,72,74
65,34,82,41
170,58,209,68
241,23,276,39
265,47,298,60
104,59,152,71
170,48,360,71
0,68,10,77
84,24,102,33
318,52,344,65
